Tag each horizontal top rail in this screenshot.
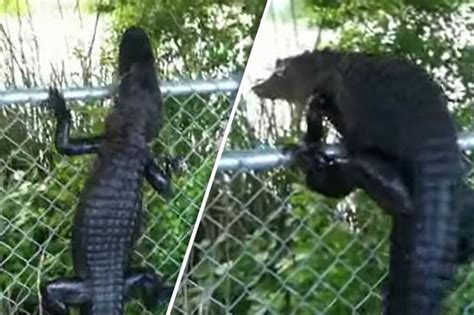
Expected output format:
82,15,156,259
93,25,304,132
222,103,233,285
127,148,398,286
218,132,474,172
0,77,241,105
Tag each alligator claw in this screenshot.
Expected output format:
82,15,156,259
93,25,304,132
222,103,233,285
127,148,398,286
48,88,70,120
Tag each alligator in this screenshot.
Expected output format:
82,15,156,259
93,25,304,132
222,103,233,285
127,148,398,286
253,50,467,315
41,27,174,315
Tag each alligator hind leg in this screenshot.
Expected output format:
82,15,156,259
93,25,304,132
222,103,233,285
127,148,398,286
124,269,173,310
350,152,414,214
292,143,414,215
41,277,91,315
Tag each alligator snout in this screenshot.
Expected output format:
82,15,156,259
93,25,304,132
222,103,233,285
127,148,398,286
252,80,275,100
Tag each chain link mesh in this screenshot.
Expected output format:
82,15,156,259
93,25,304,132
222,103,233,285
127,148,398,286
0,87,234,314
173,135,474,315
0,1,243,314
172,0,473,312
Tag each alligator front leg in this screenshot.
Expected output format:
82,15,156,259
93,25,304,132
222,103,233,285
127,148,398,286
291,144,413,214
144,154,184,196
290,144,355,198
144,159,171,196
124,269,174,310
297,90,414,213
289,91,356,198
41,277,91,315
48,88,102,156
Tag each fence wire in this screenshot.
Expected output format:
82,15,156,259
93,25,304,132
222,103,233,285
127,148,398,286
217,132,474,172
172,0,474,312
174,135,474,315
0,79,236,315
0,77,241,105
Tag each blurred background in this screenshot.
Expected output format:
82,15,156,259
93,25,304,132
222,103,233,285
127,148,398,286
0,0,266,314
173,0,474,314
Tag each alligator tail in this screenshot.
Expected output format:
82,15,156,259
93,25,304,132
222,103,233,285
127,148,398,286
407,137,463,314
456,182,474,263
79,283,124,315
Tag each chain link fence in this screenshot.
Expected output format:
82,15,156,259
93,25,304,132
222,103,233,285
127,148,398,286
0,79,237,314
173,130,474,315
0,1,257,314
171,0,474,312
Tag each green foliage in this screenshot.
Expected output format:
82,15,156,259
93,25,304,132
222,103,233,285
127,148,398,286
0,97,226,314
301,0,473,104
77,0,97,14
180,0,474,314
87,0,266,78
0,0,27,16
0,1,265,314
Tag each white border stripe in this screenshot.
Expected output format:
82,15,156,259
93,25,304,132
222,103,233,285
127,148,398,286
165,1,273,313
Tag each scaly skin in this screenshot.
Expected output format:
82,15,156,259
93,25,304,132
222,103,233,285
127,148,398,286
457,181,474,263
288,101,473,314
253,50,466,315
41,27,174,315
71,141,147,315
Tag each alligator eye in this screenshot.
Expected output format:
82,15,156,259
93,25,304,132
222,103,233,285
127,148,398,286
275,69,285,77
274,62,286,77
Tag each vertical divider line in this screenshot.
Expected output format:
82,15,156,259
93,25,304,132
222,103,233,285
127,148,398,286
165,1,273,313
